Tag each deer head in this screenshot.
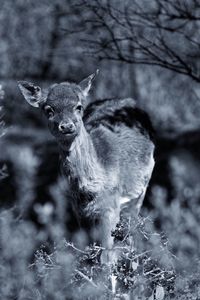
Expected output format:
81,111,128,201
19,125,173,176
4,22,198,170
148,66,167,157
18,71,98,145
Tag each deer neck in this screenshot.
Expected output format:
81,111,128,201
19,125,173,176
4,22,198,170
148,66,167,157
60,126,105,193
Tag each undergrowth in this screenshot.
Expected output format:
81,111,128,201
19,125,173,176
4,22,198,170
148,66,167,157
0,208,176,300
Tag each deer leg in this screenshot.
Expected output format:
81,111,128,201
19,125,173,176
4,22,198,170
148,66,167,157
100,197,120,264
120,190,146,252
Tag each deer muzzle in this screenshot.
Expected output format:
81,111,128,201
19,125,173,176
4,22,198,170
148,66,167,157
58,121,76,135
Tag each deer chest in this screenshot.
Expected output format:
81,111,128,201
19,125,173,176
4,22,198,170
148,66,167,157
68,178,99,217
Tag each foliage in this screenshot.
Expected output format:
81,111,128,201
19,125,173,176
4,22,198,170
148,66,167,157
1,149,200,299
0,206,175,299
0,84,8,180
1,1,200,299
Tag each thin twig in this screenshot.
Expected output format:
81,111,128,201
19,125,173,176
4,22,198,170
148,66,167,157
75,269,98,288
65,241,88,254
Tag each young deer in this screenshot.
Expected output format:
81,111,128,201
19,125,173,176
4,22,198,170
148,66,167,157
18,72,155,263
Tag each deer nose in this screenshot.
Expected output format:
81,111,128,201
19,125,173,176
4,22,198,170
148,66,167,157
59,122,75,134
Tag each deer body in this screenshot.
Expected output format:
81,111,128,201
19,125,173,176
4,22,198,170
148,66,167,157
18,73,155,261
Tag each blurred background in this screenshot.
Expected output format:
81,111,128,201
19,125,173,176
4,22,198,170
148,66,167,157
1,0,200,298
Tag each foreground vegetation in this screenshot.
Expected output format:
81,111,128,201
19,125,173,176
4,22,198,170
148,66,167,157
1,170,200,299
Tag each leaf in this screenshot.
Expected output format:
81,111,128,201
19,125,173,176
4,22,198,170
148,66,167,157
148,285,165,300
155,285,165,300
132,260,139,271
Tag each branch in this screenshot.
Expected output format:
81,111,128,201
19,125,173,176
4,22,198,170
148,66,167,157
75,269,98,288
67,0,200,82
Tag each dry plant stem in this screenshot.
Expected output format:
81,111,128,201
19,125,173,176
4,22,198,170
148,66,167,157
75,269,98,288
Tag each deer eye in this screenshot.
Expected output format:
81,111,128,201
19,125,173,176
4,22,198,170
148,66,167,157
44,105,54,118
76,104,83,112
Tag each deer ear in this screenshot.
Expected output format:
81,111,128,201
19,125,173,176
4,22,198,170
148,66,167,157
79,69,99,97
18,81,43,108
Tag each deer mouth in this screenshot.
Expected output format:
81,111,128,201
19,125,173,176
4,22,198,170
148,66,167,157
62,130,76,135
61,130,77,139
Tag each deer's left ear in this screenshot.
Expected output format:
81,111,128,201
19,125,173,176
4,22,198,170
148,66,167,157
18,81,43,108
79,69,99,97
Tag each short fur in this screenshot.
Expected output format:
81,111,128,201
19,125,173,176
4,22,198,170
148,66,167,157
18,74,155,262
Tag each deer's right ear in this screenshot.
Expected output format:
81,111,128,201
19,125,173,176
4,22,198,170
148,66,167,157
18,81,43,108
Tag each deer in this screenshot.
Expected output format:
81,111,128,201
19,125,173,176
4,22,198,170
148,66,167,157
18,71,155,264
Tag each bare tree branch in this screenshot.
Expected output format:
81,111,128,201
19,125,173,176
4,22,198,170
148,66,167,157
68,0,200,82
